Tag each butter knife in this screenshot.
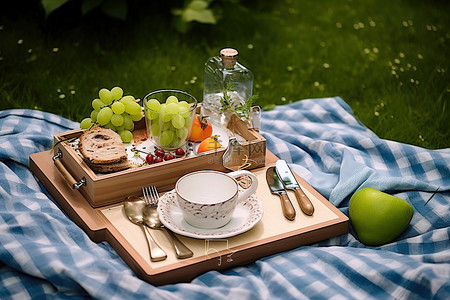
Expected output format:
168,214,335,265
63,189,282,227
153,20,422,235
276,160,315,216
266,166,296,220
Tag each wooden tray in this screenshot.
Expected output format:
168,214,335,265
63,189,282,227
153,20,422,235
51,115,266,208
30,149,348,286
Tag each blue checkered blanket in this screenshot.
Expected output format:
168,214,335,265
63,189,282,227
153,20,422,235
0,97,449,299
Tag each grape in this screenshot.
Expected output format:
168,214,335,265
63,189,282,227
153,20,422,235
120,95,135,105
122,114,134,131
130,113,143,121
178,102,191,117
160,107,172,122
159,103,176,122
111,114,124,127
99,88,113,104
161,121,174,131
80,118,94,129
150,122,160,136
110,86,123,100
92,98,106,111
170,137,182,148
112,101,125,114
176,127,188,139
119,130,133,143
159,130,174,147
145,109,152,120
159,104,167,120
166,95,179,104
147,110,159,120
90,110,99,122
98,88,109,98
178,101,189,111
146,99,161,111
161,113,171,122
171,114,185,129
103,122,116,131
124,101,142,115
165,103,179,114
80,87,143,143
97,107,113,125
184,115,193,128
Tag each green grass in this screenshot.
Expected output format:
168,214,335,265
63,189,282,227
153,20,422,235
1,0,449,149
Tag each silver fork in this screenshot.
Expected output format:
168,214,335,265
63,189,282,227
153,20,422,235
142,186,194,259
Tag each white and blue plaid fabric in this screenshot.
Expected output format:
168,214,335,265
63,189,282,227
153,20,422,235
0,97,449,299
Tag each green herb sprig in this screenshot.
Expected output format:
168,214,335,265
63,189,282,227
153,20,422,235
220,83,258,119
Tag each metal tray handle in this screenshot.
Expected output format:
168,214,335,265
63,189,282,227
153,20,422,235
52,149,86,190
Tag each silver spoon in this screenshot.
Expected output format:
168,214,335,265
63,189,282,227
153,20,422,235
143,205,194,259
123,200,167,262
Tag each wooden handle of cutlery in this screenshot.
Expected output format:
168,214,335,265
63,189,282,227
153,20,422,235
280,193,296,221
294,189,314,216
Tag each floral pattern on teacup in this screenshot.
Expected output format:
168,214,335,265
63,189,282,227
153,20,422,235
179,196,238,221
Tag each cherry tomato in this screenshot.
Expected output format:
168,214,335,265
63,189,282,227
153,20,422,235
175,148,185,156
145,154,154,164
154,148,165,157
164,153,174,160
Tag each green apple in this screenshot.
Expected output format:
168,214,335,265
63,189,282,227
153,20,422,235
349,187,413,246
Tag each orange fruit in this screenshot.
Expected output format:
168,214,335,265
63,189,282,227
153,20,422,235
198,136,221,153
189,114,213,142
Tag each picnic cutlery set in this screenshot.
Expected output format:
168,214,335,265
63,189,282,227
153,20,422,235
124,186,194,261
28,48,348,285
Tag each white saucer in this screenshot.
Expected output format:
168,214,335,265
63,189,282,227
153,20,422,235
157,190,263,239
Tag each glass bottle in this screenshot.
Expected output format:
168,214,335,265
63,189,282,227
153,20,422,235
201,48,254,127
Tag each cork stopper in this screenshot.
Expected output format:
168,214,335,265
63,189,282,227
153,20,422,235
220,48,238,68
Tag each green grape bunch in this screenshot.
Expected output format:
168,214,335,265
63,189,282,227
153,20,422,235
80,86,143,143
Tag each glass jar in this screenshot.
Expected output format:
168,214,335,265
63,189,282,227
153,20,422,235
143,89,198,150
201,48,254,127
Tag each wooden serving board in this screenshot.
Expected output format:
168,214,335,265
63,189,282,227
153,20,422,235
29,149,348,286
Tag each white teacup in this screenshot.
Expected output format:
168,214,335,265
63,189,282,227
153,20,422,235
175,170,258,229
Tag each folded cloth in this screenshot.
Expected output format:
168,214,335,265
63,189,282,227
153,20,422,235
0,99,449,299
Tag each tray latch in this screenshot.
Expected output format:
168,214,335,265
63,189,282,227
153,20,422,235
52,149,86,190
